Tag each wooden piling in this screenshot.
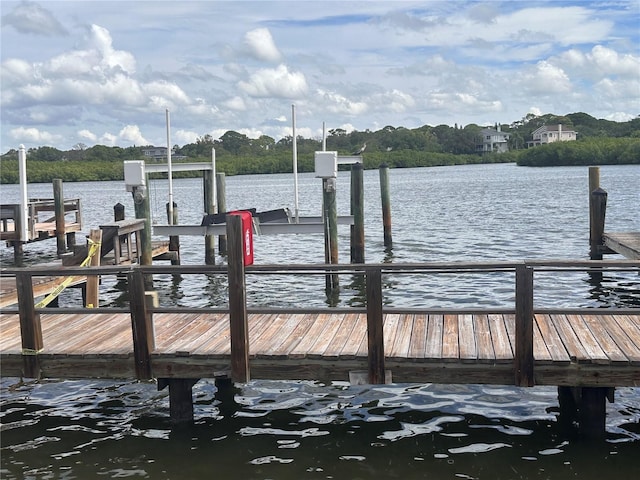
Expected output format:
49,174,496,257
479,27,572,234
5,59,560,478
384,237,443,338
16,272,43,378
166,201,180,265
128,268,154,379
157,378,199,424
114,202,125,221
590,188,607,260
323,178,339,292
53,178,66,255
227,214,250,383
85,229,102,308
350,162,365,263
379,164,393,248
515,264,534,387
579,387,608,439
203,170,216,265
131,185,153,266
216,173,227,256
366,268,385,384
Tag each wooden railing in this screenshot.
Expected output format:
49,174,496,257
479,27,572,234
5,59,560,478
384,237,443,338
2,254,638,383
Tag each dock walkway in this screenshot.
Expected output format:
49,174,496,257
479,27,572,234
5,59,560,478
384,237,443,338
1,310,638,386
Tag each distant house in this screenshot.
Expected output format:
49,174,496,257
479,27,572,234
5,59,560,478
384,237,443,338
141,146,187,161
527,124,576,148
477,126,510,154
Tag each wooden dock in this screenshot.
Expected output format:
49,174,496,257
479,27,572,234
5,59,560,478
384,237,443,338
603,232,640,260
1,310,638,386
1,230,638,437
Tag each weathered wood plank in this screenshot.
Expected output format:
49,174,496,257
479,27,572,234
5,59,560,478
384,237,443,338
407,313,428,359
424,314,443,360
565,314,610,365
389,313,414,360
580,315,629,364
442,314,459,361
323,313,358,359
601,314,640,364
487,314,512,362
271,313,317,358
253,313,305,357
289,313,335,359
535,314,570,364
551,314,590,363
458,314,477,362
382,314,401,357
474,314,495,362
340,313,367,359
532,320,553,364
187,314,231,354
307,313,348,359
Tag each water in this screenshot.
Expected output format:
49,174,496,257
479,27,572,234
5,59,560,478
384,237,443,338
1,163,639,479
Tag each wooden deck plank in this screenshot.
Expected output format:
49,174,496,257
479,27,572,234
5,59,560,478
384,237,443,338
474,314,495,362
600,314,640,364
442,314,459,361
580,315,629,364
186,314,231,354
487,314,513,361
166,314,226,354
254,313,308,357
532,320,553,363
288,313,335,359
271,313,317,358
307,313,348,359
550,314,592,363
382,314,401,357
565,314,610,364
389,314,414,360
0,315,21,351
59,314,131,353
458,314,477,362
340,313,367,359
535,314,570,364
407,313,428,359
323,313,358,359
154,313,202,349
424,314,444,360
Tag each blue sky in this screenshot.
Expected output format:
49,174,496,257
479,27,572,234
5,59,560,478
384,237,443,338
1,0,638,151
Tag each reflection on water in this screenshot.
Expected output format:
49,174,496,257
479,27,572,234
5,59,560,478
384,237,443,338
1,378,639,479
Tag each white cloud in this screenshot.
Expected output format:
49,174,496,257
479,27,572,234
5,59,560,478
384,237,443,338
119,125,148,145
244,28,282,63
99,132,117,146
10,126,61,144
316,89,368,115
174,129,200,145
78,129,98,142
224,96,247,111
1,1,68,36
520,61,572,95
239,64,308,98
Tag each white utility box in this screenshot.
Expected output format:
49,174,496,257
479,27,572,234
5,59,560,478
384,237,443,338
314,151,338,178
124,160,146,191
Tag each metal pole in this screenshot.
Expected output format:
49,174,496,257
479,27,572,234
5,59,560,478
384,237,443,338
292,104,299,223
18,144,28,242
166,109,174,225
212,148,217,213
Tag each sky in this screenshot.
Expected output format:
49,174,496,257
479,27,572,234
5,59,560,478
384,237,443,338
1,0,639,152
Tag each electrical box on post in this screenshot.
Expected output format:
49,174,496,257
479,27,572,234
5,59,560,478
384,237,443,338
229,210,254,266
314,151,338,178
124,160,146,192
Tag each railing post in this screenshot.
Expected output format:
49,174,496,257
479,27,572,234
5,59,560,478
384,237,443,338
515,264,534,387
366,267,385,384
350,162,365,263
128,267,154,379
16,272,43,378
85,229,102,308
227,214,250,383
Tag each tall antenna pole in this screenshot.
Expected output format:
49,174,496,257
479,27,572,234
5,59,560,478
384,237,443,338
166,109,174,225
322,121,326,151
292,104,299,222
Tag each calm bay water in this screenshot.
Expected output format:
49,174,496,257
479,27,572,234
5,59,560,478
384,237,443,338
1,163,639,479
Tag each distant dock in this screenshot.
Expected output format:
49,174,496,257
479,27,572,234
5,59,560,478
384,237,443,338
589,166,639,260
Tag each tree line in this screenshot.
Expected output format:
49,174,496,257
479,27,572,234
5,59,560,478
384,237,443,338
1,112,638,184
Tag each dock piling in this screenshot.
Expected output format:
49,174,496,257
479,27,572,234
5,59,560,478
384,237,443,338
166,201,180,265
227,214,250,383
515,264,534,387
128,268,154,380
158,378,199,424
366,268,385,384
53,179,67,255
323,178,339,293
350,163,365,263
16,272,43,378
379,164,393,249
204,170,216,264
